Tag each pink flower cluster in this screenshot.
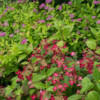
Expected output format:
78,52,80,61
45,0,53,4
46,15,54,20
37,20,45,23
0,32,6,37
94,0,100,4
21,39,27,44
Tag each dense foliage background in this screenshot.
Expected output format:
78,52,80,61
0,0,100,100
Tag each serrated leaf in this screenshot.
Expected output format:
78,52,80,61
57,41,64,47
68,61,75,67
95,49,100,54
5,86,13,95
46,67,57,77
80,83,94,94
93,67,100,82
11,76,18,88
90,27,97,35
46,86,53,92
85,91,100,100
32,74,46,83
29,89,36,95
80,77,94,93
81,77,91,85
61,47,69,53
47,34,60,43
11,76,17,82
34,82,46,89
14,89,23,95
18,54,27,63
63,24,74,37
63,75,70,84
31,57,38,63
26,45,33,54
46,81,52,88
68,94,82,100
86,39,96,50
21,61,29,65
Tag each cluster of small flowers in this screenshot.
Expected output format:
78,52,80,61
14,39,86,100
39,1,72,11
18,0,27,3
16,70,24,81
45,0,53,4
94,0,100,4
21,39,27,44
0,32,6,37
0,6,15,18
79,51,94,74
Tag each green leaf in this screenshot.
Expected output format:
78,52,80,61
31,57,38,63
80,77,94,93
61,47,69,53
26,45,33,54
86,39,96,50
34,82,46,89
80,83,94,94
48,34,60,43
5,86,13,95
68,61,75,67
96,83,100,90
29,89,36,95
11,76,19,89
11,76,17,82
95,49,100,54
21,61,29,65
14,89,23,95
75,65,80,71
93,67,100,82
46,86,53,92
68,94,82,100
46,81,52,88
16,95,21,100
41,49,46,56
32,74,46,83
63,75,70,84
85,91,100,100
90,27,97,35
86,74,93,80
46,67,57,77
18,54,27,63
63,24,74,37
81,77,91,85
57,40,64,47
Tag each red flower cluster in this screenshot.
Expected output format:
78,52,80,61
15,39,96,100
80,51,94,74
